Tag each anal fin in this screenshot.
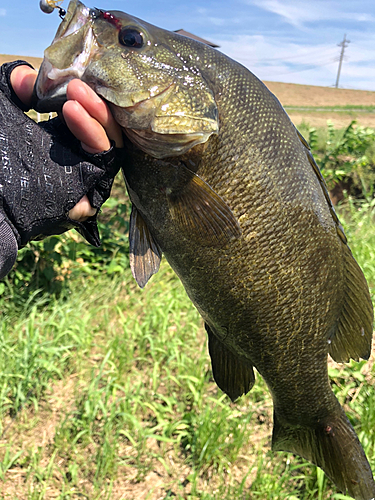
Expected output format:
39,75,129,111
328,243,374,363
129,205,162,288
206,324,255,402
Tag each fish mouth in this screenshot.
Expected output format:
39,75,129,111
33,0,166,113
33,0,98,112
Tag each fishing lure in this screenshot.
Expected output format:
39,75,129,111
39,0,66,18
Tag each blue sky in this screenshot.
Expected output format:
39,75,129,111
1,0,374,90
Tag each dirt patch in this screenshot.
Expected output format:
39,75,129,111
264,80,375,108
264,81,375,127
2,53,374,128
0,371,271,499
0,54,43,70
286,110,375,128
0,376,79,499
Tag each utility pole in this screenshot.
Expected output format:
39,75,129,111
335,34,350,88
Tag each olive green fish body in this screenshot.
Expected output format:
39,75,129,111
123,55,348,418
33,3,375,498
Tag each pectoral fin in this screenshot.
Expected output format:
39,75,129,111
167,167,241,247
206,324,255,402
129,205,162,288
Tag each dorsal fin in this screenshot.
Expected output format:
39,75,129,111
296,128,311,150
328,243,373,362
296,129,347,243
296,129,373,362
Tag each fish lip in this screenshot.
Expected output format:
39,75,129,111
32,60,75,112
33,0,98,112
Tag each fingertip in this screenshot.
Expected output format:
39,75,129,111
67,79,102,105
65,80,123,148
66,79,87,101
10,65,38,107
62,98,81,117
68,195,96,221
63,99,111,153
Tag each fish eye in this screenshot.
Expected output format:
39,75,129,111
119,27,144,48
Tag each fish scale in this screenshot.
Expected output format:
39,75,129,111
33,2,375,498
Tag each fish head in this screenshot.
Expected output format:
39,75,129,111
34,0,219,158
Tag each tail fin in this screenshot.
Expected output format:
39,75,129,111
272,409,375,500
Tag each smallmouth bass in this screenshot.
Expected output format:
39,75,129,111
33,2,375,498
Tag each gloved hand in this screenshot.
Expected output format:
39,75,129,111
0,60,124,248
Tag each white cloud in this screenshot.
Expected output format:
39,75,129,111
247,0,375,28
208,17,226,27
217,34,337,68
351,13,375,22
249,0,335,27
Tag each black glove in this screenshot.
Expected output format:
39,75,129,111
0,60,123,248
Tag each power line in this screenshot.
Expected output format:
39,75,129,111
260,57,337,78
335,34,350,88
246,47,337,64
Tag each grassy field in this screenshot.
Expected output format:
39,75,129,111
264,80,375,128
1,177,375,499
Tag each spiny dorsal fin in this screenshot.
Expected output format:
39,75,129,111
129,205,162,288
296,128,311,150
328,243,373,362
206,324,255,402
296,129,348,244
167,165,241,247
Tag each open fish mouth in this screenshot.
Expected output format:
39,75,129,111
33,0,98,111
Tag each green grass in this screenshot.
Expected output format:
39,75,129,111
296,121,347,154
296,121,345,156
1,199,375,498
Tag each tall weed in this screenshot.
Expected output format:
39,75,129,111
298,120,375,198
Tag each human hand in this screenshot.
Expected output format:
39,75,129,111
10,65,123,221
64,79,123,153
